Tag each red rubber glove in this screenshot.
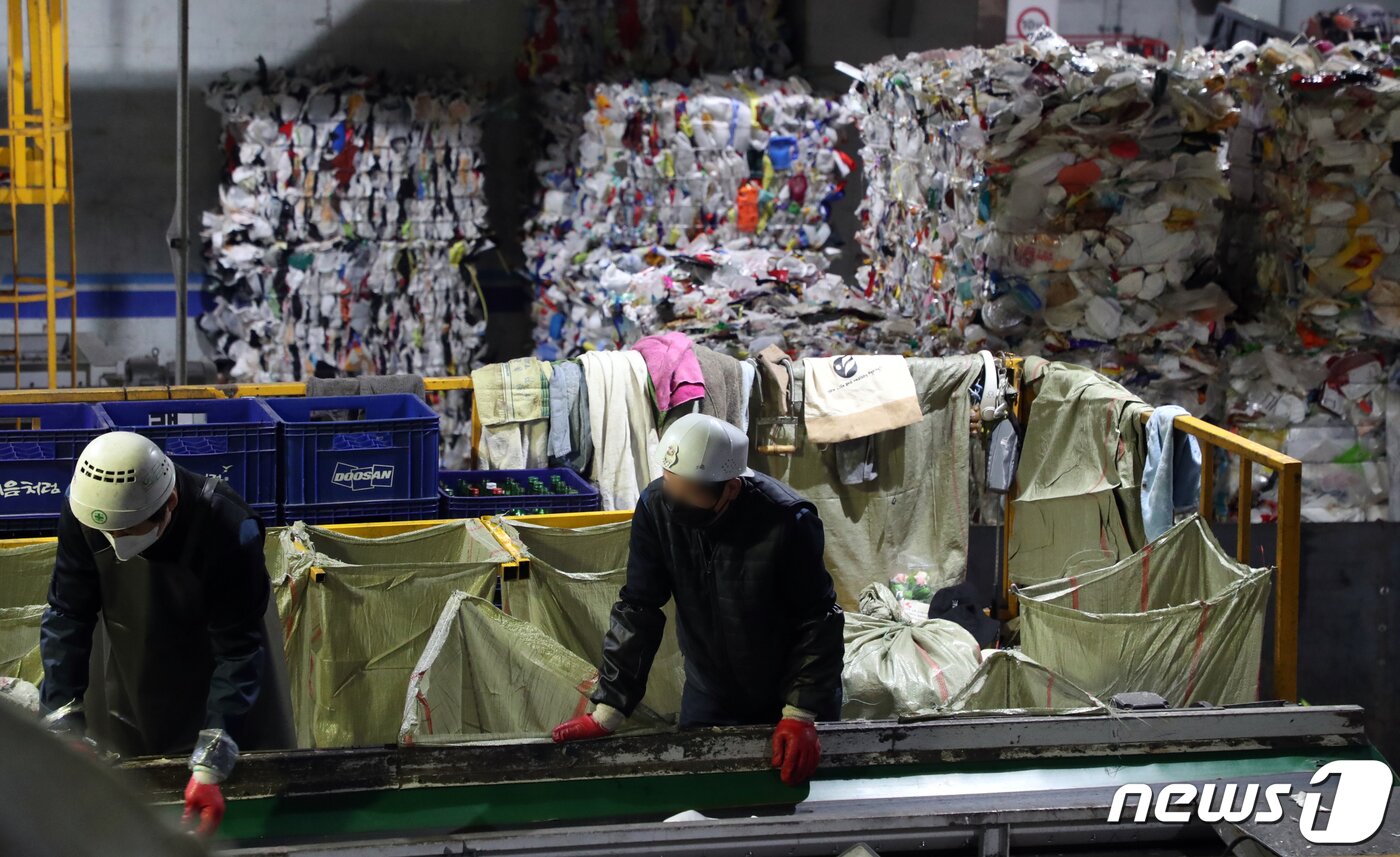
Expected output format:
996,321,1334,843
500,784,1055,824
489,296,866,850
552,713,614,743
182,776,226,837
770,717,820,786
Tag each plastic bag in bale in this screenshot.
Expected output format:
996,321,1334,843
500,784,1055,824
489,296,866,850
1015,516,1271,706
399,591,668,744
842,583,982,720
938,650,1105,716
500,521,684,720
0,542,58,684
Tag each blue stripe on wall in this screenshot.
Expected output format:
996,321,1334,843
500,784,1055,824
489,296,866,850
4,274,211,319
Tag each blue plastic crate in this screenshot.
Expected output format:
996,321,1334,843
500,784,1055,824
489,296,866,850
97,398,279,506
0,403,110,519
0,513,61,538
283,497,439,526
265,395,439,505
248,502,279,527
438,468,601,518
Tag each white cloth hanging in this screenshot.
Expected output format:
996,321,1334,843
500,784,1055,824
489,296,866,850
579,351,660,511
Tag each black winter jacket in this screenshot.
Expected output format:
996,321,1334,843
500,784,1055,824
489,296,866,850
40,465,285,755
592,473,844,721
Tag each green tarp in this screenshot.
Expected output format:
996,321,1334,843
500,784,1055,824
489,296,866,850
267,522,506,748
842,584,982,720
0,542,56,684
500,521,684,720
1016,516,1272,706
752,356,982,607
939,650,1106,716
1009,357,1151,587
399,591,666,744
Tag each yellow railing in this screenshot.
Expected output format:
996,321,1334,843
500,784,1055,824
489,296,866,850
1166,412,1302,702
0,0,79,388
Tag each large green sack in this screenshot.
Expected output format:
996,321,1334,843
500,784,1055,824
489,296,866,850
939,650,1105,716
399,592,667,744
500,521,684,721
752,356,982,607
0,542,57,684
842,584,982,720
1016,516,1272,706
265,523,506,748
1009,357,1151,586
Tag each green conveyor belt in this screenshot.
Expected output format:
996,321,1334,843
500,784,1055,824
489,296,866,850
154,745,1383,845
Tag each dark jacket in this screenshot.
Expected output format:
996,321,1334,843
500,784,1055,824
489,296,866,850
592,473,844,722
40,464,288,756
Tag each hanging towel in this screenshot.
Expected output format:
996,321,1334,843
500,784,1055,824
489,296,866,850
834,436,878,485
548,361,593,476
580,351,660,511
633,332,705,412
693,345,746,431
304,374,426,398
1141,405,1201,541
802,356,923,444
548,361,584,460
738,360,756,434
360,374,427,397
472,358,551,425
480,421,550,470
756,345,792,415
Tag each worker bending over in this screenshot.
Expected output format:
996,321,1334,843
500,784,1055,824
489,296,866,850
39,433,290,836
553,413,844,786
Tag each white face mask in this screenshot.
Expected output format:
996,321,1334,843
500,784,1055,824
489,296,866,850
104,510,170,562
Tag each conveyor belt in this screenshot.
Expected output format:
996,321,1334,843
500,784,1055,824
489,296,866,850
112,703,1393,853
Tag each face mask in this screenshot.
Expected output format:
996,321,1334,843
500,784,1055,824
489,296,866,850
662,492,721,529
104,510,169,562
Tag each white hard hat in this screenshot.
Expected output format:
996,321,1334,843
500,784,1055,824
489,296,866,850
68,432,176,532
656,413,753,482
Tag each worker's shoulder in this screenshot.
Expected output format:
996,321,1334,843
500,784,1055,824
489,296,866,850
743,473,816,517
202,485,266,548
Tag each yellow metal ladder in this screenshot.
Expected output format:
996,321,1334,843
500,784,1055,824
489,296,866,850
0,0,77,389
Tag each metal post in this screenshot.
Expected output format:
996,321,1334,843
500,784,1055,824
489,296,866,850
1236,458,1252,563
169,0,189,384
1274,462,1302,701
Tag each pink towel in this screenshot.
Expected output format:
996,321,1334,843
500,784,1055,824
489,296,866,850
633,332,706,411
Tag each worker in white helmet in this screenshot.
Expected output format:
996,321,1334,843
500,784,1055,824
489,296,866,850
552,413,844,787
39,432,292,836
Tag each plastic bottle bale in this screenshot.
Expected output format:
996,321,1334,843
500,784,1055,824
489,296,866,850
0,542,59,684
1015,516,1272,706
500,521,684,720
399,591,668,744
938,650,1105,716
842,583,983,720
